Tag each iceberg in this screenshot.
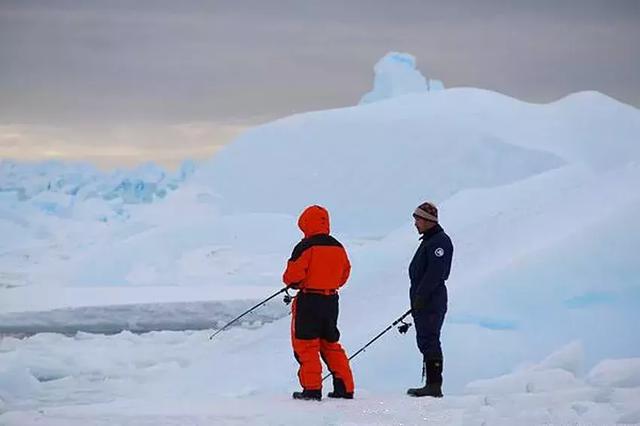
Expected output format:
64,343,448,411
360,52,445,104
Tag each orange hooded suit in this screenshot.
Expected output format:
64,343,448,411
283,205,355,394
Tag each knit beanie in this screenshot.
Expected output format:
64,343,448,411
413,201,438,223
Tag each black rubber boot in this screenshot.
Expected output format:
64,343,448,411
407,359,443,398
292,389,322,401
407,382,443,398
327,378,354,399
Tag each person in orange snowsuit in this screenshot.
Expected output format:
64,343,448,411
283,205,355,401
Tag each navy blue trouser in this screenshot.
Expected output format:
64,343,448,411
412,309,446,360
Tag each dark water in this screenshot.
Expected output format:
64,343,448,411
0,299,289,337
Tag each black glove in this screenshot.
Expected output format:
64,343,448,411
283,293,293,305
397,321,412,334
283,286,298,305
411,296,425,311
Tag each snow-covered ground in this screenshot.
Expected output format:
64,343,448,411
1,54,639,424
2,331,640,425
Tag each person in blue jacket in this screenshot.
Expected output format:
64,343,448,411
407,201,453,398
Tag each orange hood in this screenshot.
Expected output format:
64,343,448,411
298,205,330,238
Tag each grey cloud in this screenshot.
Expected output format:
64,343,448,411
0,0,638,128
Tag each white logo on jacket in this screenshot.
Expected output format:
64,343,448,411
434,248,444,257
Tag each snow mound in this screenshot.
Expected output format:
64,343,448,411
534,341,584,376
465,342,586,395
465,368,582,395
196,88,586,236
359,52,444,104
464,343,640,399
0,367,41,402
588,358,640,388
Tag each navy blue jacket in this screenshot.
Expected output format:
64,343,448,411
409,224,453,312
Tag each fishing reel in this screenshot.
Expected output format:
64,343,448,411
283,283,301,305
397,319,412,334
283,288,295,305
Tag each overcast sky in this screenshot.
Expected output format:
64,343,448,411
1,0,638,168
